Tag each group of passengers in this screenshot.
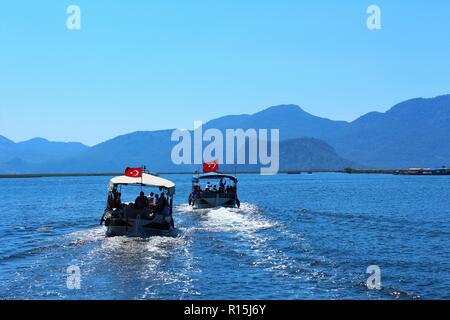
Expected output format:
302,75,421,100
194,179,236,194
108,191,123,209
135,191,168,214
108,190,169,214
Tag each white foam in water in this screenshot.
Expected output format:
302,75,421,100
176,203,195,215
65,226,106,246
197,203,301,280
70,229,191,271
99,234,186,255
36,226,54,232
201,203,274,233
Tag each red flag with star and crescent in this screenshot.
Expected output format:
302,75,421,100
203,159,219,173
125,167,143,178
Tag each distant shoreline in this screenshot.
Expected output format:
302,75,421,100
0,170,404,179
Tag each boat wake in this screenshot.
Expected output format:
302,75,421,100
65,226,106,246
56,204,336,299
176,202,275,234
201,206,274,234
175,202,304,291
59,225,199,299
65,225,187,262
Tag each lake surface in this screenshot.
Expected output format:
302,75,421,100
0,173,449,299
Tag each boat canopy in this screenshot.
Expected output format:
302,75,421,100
109,173,176,194
196,173,238,183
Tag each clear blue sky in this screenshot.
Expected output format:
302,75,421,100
1,0,449,145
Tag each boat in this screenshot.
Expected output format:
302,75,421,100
188,172,240,209
100,167,176,237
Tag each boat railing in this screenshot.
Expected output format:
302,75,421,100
195,191,236,198
111,202,169,219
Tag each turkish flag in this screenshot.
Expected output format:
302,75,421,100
125,167,143,178
203,159,219,173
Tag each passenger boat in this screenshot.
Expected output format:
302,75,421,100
188,172,240,209
100,167,176,237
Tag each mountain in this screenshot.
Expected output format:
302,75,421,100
31,134,353,174
2,94,450,173
330,95,450,168
216,138,356,173
0,136,88,167
0,135,14,145
205,95,450,168
278,138,355,171
204,104,348,140
0,157,36,174
43,130,177,173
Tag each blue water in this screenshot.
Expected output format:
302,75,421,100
0,173,449,299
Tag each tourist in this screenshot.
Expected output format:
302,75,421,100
149,192,155,211
107,193,114,209
158,192,167,213
114,192,122,209
135,191,148,209
160,192,167,207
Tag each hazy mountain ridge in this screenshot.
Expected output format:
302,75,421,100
0,136,88,166
0,137,354,174
205,95,450,168
204,104,348,140
330,95,450,168
1,94,450,173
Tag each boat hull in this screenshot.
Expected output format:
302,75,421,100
191,194,239,209
104,214,175,237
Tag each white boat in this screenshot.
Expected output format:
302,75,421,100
188,173,240,209
100,170,176,237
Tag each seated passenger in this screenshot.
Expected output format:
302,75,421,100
107,193,114,210
205,181,212,191
149,192,155,211
155,192,167,213
114,192,123,209
213,185,217,192
135,191,149,210
159,192,167,207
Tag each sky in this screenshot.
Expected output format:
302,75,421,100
0,0,449,146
